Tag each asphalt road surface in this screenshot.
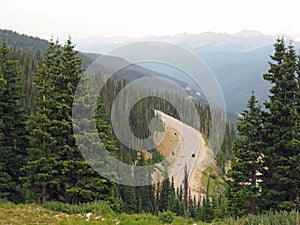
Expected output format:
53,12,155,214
155,110,202,189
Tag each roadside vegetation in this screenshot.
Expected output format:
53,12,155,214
0,201,299,225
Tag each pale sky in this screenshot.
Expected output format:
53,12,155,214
1,0,300,40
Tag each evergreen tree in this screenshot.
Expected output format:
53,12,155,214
24,39,116,204
135,158,155,213
195,197,214,222
57,39,117,203
168,177,178,213
226,92,263,217
120,185,137,214
159,174,170,211
261,38,299,211
188,190,196,218
217,123,236,175
53,38,88,204
173,185,185,217
0,39,27,202
195,201,204,221
0,49,13,200
183,166,189,212
202,197,214,222
23,40,63,203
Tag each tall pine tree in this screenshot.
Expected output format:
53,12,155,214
0,40,13,200
261,38,299,211
0,39,27,202
226,92,263,217
23,40,63,203
24,38,116,204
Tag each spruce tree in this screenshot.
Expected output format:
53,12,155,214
120,185,137,213
52,38,86,204
226,92,263,217
159,175,170,211
202,197,214,222
55,39,115,203
183,165,189,212
0,47,13,200
261,38,299,211
25,38,117,204
23,40,62,203
168,177,177,214
0,39,27,202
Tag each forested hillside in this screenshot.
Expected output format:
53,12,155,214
0,29,298,224
0,29,48,52
0,30,233,222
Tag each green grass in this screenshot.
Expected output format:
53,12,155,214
0,201,119,225
201,163,225,196
42,200,115,216
201,134,209,146
1,202,298,225
0,202,200,225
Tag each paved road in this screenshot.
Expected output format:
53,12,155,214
155,110,202,189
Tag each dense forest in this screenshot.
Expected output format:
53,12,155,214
0,30,298,223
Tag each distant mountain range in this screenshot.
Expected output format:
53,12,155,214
0,28,207,108
2,28,299,114
75,30,300,114
75,30,278,53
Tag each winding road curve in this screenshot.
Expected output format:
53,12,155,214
155,110,206,189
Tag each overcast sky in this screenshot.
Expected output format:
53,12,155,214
1,0,300,40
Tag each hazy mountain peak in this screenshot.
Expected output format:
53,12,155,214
75,30,278,53
233,30,265,38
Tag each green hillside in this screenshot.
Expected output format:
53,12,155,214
0,29,48,52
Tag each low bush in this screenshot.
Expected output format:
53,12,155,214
158,210,175,224
214,210,299,225
42,200,115,216
244,210,299,225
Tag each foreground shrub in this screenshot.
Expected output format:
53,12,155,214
214,210,299,225
244,210,299,225
159,210,175,224
42,200,115,216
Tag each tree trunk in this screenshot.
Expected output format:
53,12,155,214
42,186,46,204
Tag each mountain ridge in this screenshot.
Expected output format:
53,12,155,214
75,30,297,113
2,28,297,114
74,30,282,53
